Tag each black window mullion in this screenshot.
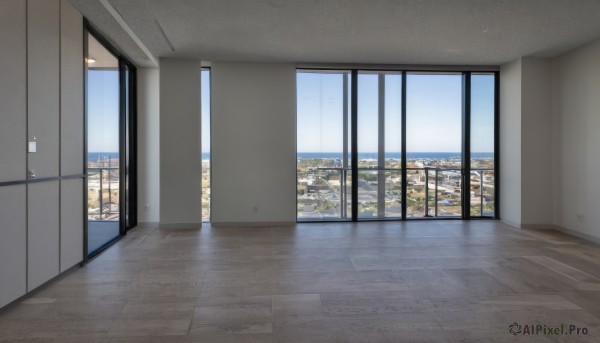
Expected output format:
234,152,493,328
377,74,386,217
401,72,407,220
351,70,358,221
118,59,127,235
462,72,471,219
128,65,137,228
494,71,500,219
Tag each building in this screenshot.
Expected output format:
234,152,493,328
1,0,600,340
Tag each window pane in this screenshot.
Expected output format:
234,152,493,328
357,72,402,219
297,71,351,220
86,33,120,254
201,69,211,222
406,73,462,218
471,74,495,217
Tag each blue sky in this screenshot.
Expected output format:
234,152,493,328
297,72,495,153
88,69,494,155
88,69,212,154
201,69,211,153
87,69,119,153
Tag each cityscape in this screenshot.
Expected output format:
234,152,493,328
297,152,495,220
87,153,120,221
87,152,494,222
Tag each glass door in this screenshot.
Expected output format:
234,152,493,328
85,24,137,257
86,32,121,254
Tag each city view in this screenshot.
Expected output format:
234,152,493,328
85,70,495,224
87,152,120,221
296,152,495,220
202,154,211,221
296,71,496,220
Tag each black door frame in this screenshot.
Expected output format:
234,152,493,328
83,19,137,261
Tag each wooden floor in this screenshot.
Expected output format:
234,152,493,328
2,220,600,342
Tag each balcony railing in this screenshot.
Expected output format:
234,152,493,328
297,166,495,220
87,167,120,221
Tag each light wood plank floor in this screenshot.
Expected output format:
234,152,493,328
2,220,600,342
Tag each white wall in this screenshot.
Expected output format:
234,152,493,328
521,58,553,225
211,62,296,226
159,58,203,228
500,57,555,229
137,67,160,226
499,59,522,228
552,38,600,240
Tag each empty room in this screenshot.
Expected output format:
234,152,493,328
2,0,600,341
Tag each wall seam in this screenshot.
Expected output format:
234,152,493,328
58,0,62,273
25,0,29,292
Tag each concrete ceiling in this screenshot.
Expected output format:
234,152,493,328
72,0,600,67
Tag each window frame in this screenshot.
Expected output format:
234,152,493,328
296,67,500,222
83,19,138,260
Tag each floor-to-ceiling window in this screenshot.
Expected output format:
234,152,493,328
297,70,351,220
470,73,496,217
406,73,463,218
201,68,211,222
357,72,403,219
85,23,136,257
297,69,498,222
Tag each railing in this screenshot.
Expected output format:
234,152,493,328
406,167,462,218
87,167,120,221
470,168,495,217
297,166,495,219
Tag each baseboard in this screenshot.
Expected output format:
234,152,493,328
211,221,296,228
158,222,202,229
500,218,521,229
552,225,600,245
521,223,557,230
502,220,557,231
0,263,81,312
138,221,159,229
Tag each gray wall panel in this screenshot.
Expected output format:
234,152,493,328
0,185,27,308
60,179,83,271
28,181,60,291
60,0,84,176
28,0,60,179
0,0,27,182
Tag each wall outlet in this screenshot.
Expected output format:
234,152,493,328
577,214,584,223
252,205,258,213
144,205,151,211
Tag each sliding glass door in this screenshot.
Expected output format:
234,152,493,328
86,32,120,254
85,23,136,257
297,69,497,222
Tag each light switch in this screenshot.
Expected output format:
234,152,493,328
28,141,37,153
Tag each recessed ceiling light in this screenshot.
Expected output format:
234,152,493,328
86,57,96,64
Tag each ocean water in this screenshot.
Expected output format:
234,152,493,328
199,152,492,160
88,152,119,161
296,152,492,160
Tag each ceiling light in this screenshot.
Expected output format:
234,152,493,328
86,57,96,64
